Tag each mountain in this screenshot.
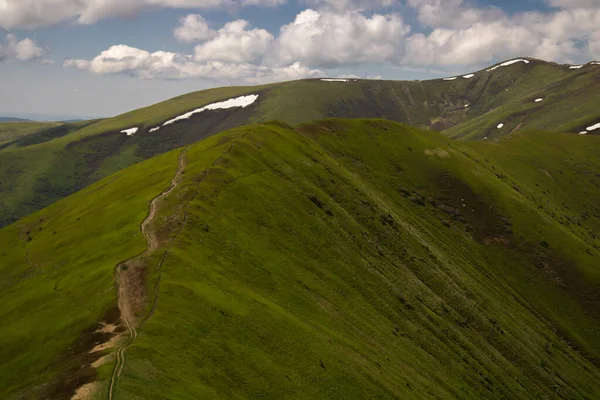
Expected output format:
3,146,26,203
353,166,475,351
0,58,599,229
0,117,33,122
1,118,599,399
0,121,65,145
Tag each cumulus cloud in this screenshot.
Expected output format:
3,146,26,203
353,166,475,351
64,0,600,82
403,5,600,66
0,0,287,29
174,14,216,43
546,0,600,8
407,0,504,29
194,20,274,63
300,0,397,12
272,9,410,67
64,44,323,82
0,34,45,62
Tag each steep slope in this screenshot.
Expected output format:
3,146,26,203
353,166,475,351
446,61,600,139
0,58,598,228
1,119,599,399
0,121,63,145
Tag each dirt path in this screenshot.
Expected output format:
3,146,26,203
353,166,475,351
105,131,249,400
107,149,187,400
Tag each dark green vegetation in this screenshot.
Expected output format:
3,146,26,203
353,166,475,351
0,121,63,145
1,58,599,228
1,119,599,399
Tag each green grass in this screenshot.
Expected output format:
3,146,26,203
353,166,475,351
445,63,600,139
116,119,600,399
0,149,181,399
3,119,598,398
1,58,598,229
0,121,63,144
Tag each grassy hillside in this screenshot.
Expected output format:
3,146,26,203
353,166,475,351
0,121,63,145
1,119,599,399
446,61,600,139
0,58,598,228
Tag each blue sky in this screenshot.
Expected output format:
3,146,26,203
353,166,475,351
0,0,598,120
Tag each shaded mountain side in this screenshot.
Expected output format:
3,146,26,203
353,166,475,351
0,117,32,122
1,119,599,399
0,121,63,145
1,58,599,228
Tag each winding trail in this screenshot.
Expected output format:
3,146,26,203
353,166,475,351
107,130,250,400
108,149,187,400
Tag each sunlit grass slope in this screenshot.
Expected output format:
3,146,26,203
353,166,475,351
2,58,599,228
115,120,599,398
0,150,180,399
0,121,63,145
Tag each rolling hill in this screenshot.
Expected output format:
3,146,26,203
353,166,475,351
1,118,599,399
1,58,599,228
0,121,64,145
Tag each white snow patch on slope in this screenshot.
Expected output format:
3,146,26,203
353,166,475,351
443,77,457,81
586,122,600,132
569,65,583,69
321,79,348,82
464,104,469,108
535,98,544,102
487,59,530,72
149,127,160,133
579,131,588,135
462,74,474,78
497,123,504,129
121,127,139,136
162,94,259,127
592,62,600,65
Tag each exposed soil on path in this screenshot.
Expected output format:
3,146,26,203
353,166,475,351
71,131,250,400
67,149,188,400
107,149,188,400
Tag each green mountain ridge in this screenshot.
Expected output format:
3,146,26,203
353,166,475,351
1,118,599,399
1,57,599,228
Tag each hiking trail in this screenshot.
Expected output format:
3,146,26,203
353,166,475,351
107,149,187,400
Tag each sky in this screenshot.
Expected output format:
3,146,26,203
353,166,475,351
0,0,599,120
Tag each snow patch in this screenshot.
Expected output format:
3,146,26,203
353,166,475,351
579,131,588,135
149,127,160,133
321,78,348,82
443,77,457,81
497,123,504,129
462,74,474,78
592,62,600,65
569,65,583,69
487,59,530,72
535,98,544,102
162,94,259,127
120,127,138,136
586,122,600,132
464,104,469,108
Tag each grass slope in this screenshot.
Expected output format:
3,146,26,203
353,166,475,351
2,119,599,399
0,121,63,145
0,59,598,229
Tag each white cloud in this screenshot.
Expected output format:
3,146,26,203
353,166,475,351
0,0,287,29
546,0,600,8
0,34,45,62
407,0,504,29
300,0,397,12
402,1,600,67
174,14,216,43
64,44,323,82
194,20,274,63
63,0,600,83
272,9,410,67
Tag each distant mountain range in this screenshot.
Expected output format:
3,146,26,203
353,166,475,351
0,117,33,122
